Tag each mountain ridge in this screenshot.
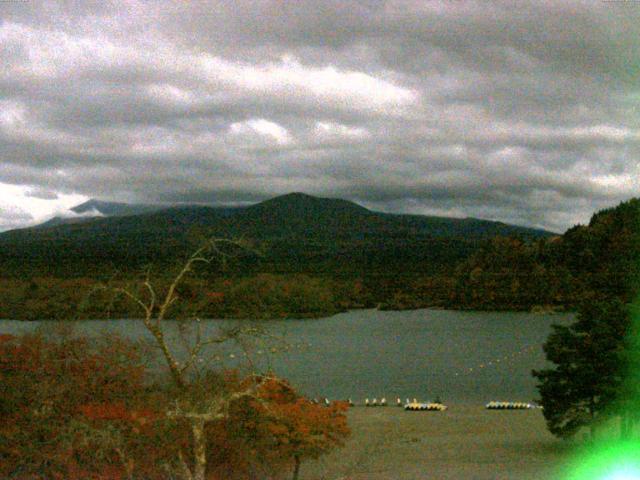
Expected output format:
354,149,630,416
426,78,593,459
70,199,166,216
0,192,555,277
22,192,556,236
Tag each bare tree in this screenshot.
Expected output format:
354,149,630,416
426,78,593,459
112,238,273,480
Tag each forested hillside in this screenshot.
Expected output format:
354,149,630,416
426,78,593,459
446,198,640,311
0,193,549,278
1,193,637,320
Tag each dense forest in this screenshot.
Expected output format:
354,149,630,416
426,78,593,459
0,194,638,320
450,197,640,309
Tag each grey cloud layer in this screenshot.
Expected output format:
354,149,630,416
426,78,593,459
1,0,639,232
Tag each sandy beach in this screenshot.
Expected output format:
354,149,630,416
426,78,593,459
302,405,574,480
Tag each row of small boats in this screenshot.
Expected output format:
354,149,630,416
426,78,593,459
404,402,448,411
363,397,446,408
313,397,448,409
312,398,539,411
485,401,537,410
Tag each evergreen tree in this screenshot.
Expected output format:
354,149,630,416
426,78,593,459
533,299,629,439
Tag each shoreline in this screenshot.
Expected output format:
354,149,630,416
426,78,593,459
0,304,574,322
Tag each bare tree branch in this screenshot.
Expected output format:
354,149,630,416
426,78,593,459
107,237,263,480
113,287,151,318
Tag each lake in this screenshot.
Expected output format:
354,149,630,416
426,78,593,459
0,309,572,404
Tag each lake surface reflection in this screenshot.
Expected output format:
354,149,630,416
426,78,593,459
0,309,572,404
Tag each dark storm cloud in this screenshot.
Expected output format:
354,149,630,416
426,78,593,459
0,0,639,232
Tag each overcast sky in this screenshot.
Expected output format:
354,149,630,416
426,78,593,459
1,0,639,232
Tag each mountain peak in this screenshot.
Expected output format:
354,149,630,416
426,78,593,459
265,192,328,203
70,199,165,217
71,199,122,214
254,192,370,213
278,192,313,199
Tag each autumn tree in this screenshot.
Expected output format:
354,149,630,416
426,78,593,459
0,330,169,479
249,377,349,480
0,331,349,479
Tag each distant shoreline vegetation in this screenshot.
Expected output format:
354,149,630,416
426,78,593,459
0,270,575,322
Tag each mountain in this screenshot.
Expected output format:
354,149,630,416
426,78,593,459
70,199,165,217
0,192,554,277
33,199,169,229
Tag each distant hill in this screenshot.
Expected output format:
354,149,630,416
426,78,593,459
0,192,554,277
33,199,169,229
70,199,166,217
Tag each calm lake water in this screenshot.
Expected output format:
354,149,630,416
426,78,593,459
0,309,572,404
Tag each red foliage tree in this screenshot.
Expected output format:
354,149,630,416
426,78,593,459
1,332,349,480
206,375,350,480
0,331,175,479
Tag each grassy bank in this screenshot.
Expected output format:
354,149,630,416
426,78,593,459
301,405,574,480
